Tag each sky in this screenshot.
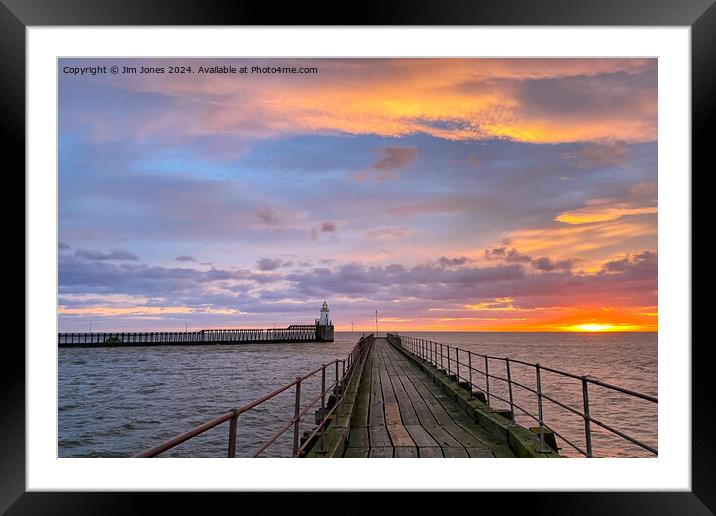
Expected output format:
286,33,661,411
58,58,657,332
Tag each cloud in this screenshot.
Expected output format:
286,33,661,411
485,244,582,272
531,257,578,272
59,305,198,316
385,263,405,274
505,217,656,265
511,70,656,143
485,246,532,263
518,75,633,116
506,249,533,263
554,199,657,224
562,143,631,169
387,198,470,217
57,247,657,331
60,58,657,148
630,182,657,200
371,147,418,179
309,221,339,240
256,206,280,226
58,253,282,305
464,298,516,311
485,246,507,258
75,249,139,261
57,57,658,331
600,251,656,276
59,242,71,251
364,226,417,241
284,261,527,302
437,256,470,268
257,257,283,271
282,251,656,311
175,255,197,262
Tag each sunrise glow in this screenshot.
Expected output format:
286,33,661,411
561,324,638,333
58,58,657,332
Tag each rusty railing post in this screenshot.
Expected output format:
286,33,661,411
535,364,548,453
506,358,517,426
456,348,461,381
320,364,326,453
582,375,594,457
468,351,473,398
292,376,302,457
484,355,490,405
228,409,238,458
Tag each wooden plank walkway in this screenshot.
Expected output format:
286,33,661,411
343,338,515,458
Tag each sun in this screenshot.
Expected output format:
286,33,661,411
565,323,620,332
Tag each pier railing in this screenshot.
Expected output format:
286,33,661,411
135,334,373,458
59,324,320,347
389,334,657,458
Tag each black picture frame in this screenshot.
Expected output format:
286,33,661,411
3,0,707,513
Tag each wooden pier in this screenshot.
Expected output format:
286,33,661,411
137,332,656,458
342,337,517,457
304,336,558,458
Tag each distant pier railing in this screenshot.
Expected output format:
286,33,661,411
59,324,327,347
135,334,374,458
388,333,657,458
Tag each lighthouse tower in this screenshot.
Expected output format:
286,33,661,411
316,301,334,342
319,300,331,326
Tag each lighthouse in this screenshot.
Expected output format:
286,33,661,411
316,301,334,342
319,300,331,326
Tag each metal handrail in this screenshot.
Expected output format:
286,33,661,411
389,334,657,458
59,324,322,347
135,334,374,458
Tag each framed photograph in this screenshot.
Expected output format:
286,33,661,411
7,0,707,512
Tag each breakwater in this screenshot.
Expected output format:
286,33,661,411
58,323,334,347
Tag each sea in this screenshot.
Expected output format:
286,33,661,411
58,331,657,458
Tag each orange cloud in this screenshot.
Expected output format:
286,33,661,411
505,217,656,269
90,58,657,145
463,298,518,311
555,204,658,224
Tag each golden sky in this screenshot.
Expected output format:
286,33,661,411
58,58,657,332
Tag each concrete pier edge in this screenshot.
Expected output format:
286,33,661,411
304,340,372,458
